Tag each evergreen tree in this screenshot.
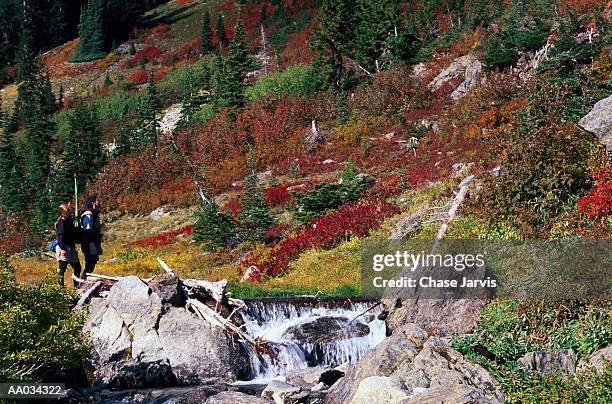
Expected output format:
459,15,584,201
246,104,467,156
0,108,26,212
311,0,357,89
103,71,112,87
57,102,104,203
201,10,212,55
354,0,401,72
193,201,236,250
178,69,196,128
72,0,107,62
216,14,228,48
237,150,274,243
214,19,249,111
140,73,161,154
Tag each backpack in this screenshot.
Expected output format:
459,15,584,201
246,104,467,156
49,238,59,253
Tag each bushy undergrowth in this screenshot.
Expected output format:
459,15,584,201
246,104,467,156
245,64,315,101
453,300,612,402
0,255,88,383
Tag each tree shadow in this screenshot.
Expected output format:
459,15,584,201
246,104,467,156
139,2,198,29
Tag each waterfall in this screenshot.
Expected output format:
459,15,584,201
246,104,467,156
238,297,386,382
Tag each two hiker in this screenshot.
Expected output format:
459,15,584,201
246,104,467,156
54,195,103,287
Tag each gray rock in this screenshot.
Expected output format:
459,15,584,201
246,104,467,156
283,316,370,345
383,297,487,337
158,307,251,384
579,95,612,152
578,345,612,375
150,274,186,307
207,391,271,404
401,384,492,404
325,323,504,404
451,59,482,100
350,376,410,404
286,366,332,389
412,63,428,78
150,207,165,220
102,360,177,388
107,276,164,362
428,55,478,92
261,380,301,404
518,349,576,374
322,159,335,165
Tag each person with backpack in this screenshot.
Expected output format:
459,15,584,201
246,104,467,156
80,195,103,275
54,202,82,287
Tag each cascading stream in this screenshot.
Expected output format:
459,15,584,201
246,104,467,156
239,298,386,381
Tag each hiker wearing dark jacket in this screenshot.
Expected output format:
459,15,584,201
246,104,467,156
80,195,103,275
55,202,82,287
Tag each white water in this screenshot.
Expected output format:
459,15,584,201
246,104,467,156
239,299,386,382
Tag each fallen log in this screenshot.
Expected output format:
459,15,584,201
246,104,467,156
182,278,227,302
157,257,175,275
430,183,469,253
76,281,102,308
86,273,121,281
186,298,265,349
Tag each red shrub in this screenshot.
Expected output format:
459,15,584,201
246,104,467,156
244,199,400,276
577,167,612,222
127,69,149,84
127,226,193,248
129,46,162,66
0,209,31,255
154,69,168,82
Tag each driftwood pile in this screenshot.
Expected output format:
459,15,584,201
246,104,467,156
73,258,268,351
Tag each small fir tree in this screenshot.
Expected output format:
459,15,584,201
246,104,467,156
201,10,212,55
237,150,274,243
193,201,236,250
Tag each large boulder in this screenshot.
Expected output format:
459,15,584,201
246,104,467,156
350,376,410,404
261,380,302,404
578,345,612,375
286,366,332,389
518,349,576,374
325,323,504,404
158,307,250,384
283,317,370,345
83,276,251,387
579,95,612,152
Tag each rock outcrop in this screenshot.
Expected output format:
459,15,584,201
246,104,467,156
579,95,612,153
384,297,487,336
578,345,612,375
325,323,504,404
518,349,576,374
83,276,251,387
427,55,482,100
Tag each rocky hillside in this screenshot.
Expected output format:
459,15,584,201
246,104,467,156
0,0,611,401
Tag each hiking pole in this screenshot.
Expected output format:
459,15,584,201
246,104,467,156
74,173,79,227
